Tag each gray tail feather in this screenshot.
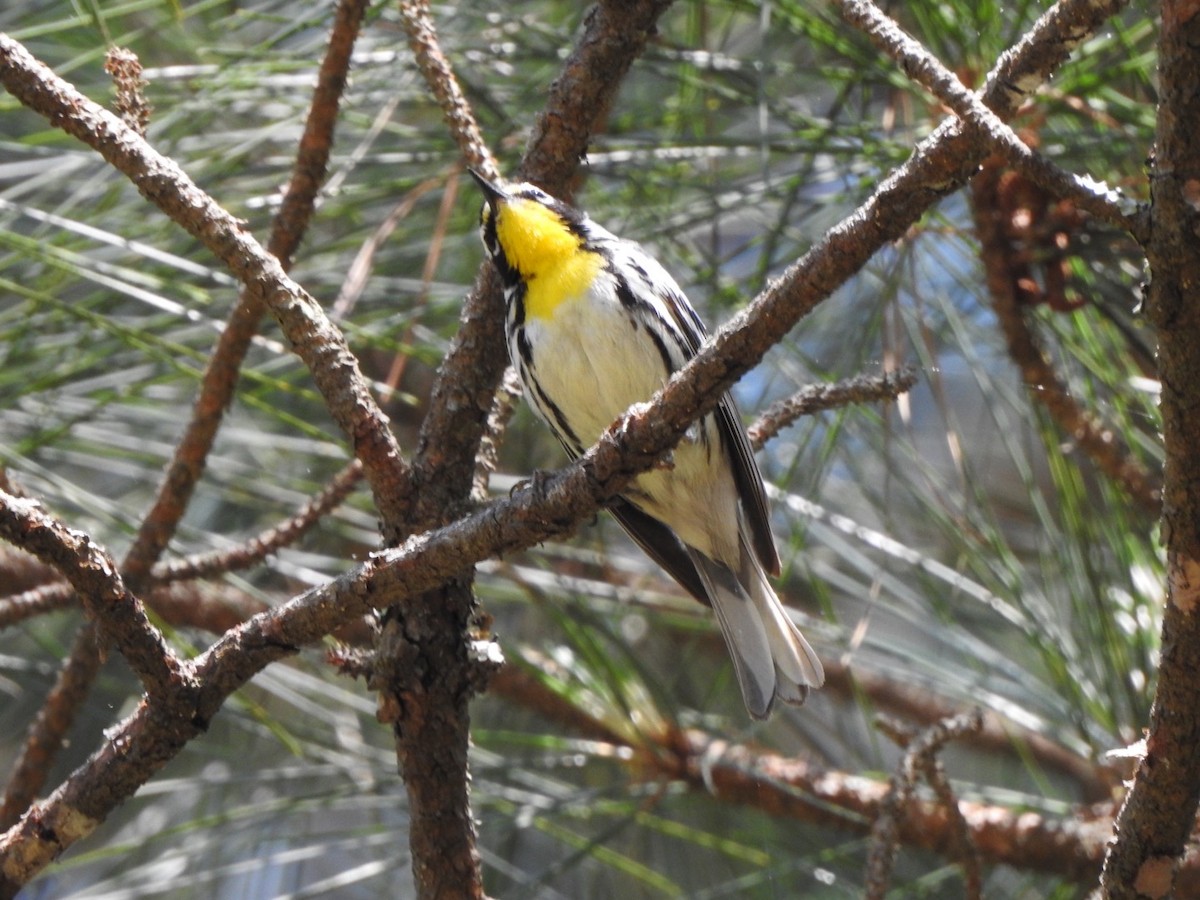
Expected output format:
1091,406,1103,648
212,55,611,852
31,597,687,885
690,546,824,720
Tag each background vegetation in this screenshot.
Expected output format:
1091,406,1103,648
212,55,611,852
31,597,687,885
0,0,1173,897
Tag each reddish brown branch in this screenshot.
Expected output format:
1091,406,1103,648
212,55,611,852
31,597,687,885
269,0,370,271
0,33,408,526
0,580,73,629
0,625,102,830
487,663,1153,889
677,729,1112,883
0,8,371,862
972,161,1161,516
121,0,371,583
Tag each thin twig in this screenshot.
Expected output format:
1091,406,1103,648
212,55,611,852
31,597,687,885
331,173,444,321
917,746,985,899
473,367,525,504
397,0,494,177
379,170,461,399
747,368,918,450
0,581,74,629
1,462,363,628
866,710,985,900
151,459,364,583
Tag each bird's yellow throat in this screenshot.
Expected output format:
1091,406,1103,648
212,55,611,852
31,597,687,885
494,197,604,320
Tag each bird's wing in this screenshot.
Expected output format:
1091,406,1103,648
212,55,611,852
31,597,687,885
608,499,711,605
638,259,780,577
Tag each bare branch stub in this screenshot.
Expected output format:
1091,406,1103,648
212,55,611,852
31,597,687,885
103,47,150,137
747,368,918,450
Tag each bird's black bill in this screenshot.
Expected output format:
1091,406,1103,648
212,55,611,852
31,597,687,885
468,168,506,207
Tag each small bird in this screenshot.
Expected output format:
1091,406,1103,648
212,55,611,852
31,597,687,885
471,170,824,719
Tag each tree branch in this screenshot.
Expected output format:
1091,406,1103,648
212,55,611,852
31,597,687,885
971,164,1162,515
1100,0,1200,894
747,368,918,449
0,490,184,698
866,711,985,900
0,7,370,836
0,31,409,528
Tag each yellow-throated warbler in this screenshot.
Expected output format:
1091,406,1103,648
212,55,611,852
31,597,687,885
471,170,824,719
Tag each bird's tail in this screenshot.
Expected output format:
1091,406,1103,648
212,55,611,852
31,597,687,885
690,544,824,720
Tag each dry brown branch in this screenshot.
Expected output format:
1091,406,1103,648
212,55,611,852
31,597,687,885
398,0,494,177
919,746,985,899
821,659,1119,803
473,368,525,503
380,172,461,399
0,626,101,831
486,662,1183,890
1,461,361,627
0,544,53,593
0,580,73,629
331,174,443,321
121,0,371,583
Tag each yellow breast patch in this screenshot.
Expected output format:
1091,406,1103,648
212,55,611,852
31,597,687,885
496,198,605,319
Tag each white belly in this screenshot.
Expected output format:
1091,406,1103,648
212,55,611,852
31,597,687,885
516,281,741,561
523,289,669,444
